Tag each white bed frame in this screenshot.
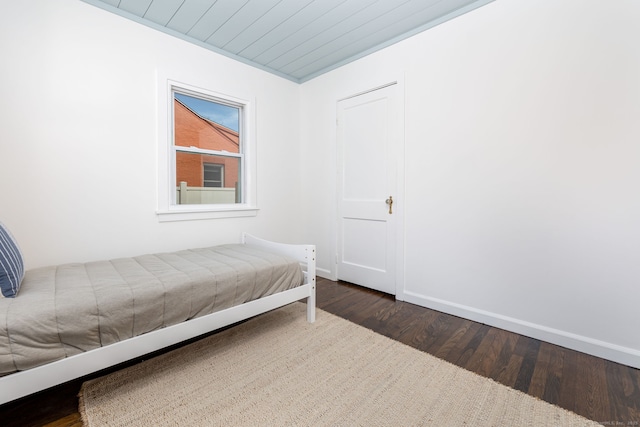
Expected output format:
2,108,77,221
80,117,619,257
0,233,316,405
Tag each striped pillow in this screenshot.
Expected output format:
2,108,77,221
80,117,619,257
0,221,25,298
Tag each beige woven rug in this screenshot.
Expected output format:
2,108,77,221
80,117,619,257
79,303,598,426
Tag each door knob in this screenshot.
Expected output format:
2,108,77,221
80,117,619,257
385,196,393,214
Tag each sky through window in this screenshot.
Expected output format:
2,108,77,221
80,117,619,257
174,93,239,132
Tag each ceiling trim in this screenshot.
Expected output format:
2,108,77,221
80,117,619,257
81,0,494,84
81,0,299,82
299,0,494,83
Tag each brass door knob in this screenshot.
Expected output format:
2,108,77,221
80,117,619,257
385,196,393,214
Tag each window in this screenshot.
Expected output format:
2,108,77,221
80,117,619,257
173,91,241,205
156,73,257,221
203,163,224,188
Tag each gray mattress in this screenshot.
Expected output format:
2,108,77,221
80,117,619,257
0,244,304,376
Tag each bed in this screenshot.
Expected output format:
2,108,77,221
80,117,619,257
0,232,316,405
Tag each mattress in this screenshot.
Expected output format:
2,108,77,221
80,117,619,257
0,244,304,376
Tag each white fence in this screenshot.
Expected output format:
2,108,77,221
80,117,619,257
176,182,237,204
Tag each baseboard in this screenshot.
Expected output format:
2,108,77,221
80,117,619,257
403,290,640,369
315,267,335,280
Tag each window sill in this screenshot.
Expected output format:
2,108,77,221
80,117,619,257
156,206,259,222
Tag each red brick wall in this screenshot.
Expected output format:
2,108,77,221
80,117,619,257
174,100,240,188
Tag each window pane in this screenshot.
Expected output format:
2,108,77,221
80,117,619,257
174,93,239,153
172,89,243,206
176,153,241,205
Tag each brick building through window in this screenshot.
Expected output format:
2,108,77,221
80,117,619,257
173,98,240,204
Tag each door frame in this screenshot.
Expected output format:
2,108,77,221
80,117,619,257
334,76,406,300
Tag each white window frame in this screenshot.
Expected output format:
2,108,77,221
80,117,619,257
156,71,257,221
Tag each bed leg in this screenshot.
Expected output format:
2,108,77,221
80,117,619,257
307,278,316,323
304,246,317,323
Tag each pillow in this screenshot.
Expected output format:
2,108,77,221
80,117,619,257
0,221,25,298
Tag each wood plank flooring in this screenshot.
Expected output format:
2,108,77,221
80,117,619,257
317,279,640,426
2,278,639,426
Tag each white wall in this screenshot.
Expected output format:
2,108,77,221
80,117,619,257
0,1,304,269
1,0,639,369
300,0,640,367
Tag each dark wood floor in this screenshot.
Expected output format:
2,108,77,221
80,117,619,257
2,278,639,426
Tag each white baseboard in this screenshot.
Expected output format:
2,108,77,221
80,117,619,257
403,290,640,369
315,267,335,280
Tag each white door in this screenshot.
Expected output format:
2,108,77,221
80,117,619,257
337,84,400,295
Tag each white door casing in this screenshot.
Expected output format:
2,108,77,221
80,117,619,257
336,83,402,296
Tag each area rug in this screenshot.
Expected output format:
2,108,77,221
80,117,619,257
79,303,598,426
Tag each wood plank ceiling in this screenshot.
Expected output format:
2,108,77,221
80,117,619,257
83,0,493,83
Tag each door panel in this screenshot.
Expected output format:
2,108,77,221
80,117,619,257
337,84,398,295
342,218,387,271
342,99,387,200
